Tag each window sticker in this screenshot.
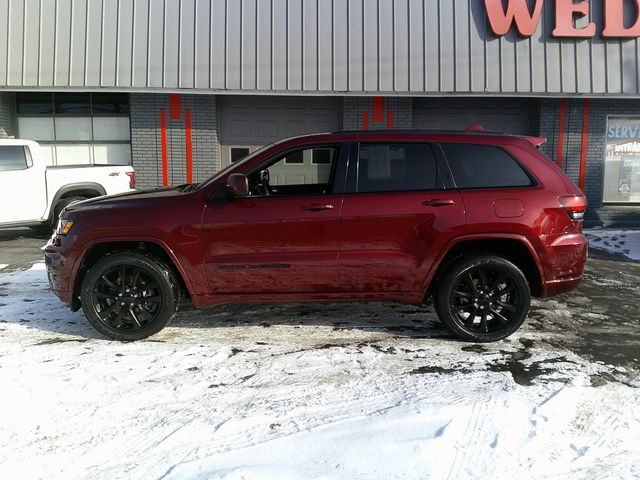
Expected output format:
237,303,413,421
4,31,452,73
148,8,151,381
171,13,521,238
366,145,391,179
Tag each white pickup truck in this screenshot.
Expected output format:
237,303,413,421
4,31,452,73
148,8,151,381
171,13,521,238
0,139,135,230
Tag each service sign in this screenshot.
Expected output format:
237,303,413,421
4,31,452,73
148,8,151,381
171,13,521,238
604,117,640,204
485,0,640,38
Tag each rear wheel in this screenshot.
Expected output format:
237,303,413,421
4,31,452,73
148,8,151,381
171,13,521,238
435,255,530,342
80,252,181,341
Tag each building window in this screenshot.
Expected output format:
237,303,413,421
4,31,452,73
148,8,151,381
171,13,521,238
604,117,640,204
230,147,250,162
16,93,131,167
312,148,333,164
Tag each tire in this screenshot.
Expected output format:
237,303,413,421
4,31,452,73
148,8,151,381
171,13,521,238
53,196,87,224
80,252,181,341
435,255,530,342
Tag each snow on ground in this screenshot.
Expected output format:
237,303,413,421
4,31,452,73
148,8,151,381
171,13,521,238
0,263,639,479
586,228,640,261
0,264,7,270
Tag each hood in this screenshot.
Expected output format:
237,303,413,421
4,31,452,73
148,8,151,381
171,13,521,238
64,186,187,213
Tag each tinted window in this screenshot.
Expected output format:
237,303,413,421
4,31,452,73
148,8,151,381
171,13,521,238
16,93,53,114
91,93,130,114
441,143,533,188
0,146,28,171
54,93,91,114
357,143,438,193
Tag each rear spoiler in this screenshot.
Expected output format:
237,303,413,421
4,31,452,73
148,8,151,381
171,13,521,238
522,136,547,148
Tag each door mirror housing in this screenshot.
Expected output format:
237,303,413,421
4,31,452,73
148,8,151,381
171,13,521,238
226,173,249,197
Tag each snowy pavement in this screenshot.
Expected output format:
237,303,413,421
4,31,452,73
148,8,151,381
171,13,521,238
585,228,640,261
0,248,639,478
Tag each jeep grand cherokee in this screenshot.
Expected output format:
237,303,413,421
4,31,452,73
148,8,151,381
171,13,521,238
44,130,588,342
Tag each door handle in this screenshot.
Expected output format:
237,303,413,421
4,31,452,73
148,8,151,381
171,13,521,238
302,204,335,211
422,199,455,207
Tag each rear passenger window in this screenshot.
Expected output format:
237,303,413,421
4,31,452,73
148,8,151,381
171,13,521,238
0,146,28,172
441,143,533,189
357,143,439,193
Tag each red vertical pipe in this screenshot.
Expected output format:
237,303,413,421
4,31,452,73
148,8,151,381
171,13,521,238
387,111,394,129
579,99,590,192
185,109,193,184
160,108,169,187
557,98,567,168
362,111,369,130
373,96,384,123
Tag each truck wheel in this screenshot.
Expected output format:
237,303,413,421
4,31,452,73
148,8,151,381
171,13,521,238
53,196,87,223
80,252,181,341
435,255,530,342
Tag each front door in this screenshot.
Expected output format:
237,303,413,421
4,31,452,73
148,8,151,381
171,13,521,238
339,142,465,293
0,144,47,224
201,144,345,294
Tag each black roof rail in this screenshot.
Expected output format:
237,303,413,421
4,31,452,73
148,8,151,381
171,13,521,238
331,128,506,135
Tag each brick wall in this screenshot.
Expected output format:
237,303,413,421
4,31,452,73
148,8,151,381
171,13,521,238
538,98,640,227
0,92,16,137
130,93,219,190
343,97,413,129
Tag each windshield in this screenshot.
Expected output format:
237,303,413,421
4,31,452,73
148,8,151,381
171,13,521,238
195,142,277,190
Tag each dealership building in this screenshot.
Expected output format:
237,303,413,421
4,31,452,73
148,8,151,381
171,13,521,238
1,0,640,226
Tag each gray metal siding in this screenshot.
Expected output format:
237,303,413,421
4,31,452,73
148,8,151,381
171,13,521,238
1,0,640,96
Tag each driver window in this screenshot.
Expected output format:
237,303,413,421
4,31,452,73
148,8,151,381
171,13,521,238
248,146,338,196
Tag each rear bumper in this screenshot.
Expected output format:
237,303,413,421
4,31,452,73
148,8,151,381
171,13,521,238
539,233,588,298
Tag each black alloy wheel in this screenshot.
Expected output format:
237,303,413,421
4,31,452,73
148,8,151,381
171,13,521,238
435,255,530,342
81,252,180,341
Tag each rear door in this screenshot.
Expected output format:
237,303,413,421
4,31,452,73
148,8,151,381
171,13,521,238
338,141,465,293
0,144,47,224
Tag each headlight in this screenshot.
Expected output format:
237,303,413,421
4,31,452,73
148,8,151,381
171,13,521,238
56,218,74,235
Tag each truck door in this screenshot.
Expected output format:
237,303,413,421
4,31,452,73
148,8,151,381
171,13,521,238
0,144,47,224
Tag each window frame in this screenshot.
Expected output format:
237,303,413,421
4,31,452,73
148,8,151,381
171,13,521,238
438,142,538,190
345,141,446,195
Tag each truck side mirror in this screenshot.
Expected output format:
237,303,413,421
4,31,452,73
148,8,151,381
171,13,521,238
226,173,249,197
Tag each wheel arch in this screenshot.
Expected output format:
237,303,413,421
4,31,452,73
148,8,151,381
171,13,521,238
71,239,194,311
425,234,545,299
46,183,107,223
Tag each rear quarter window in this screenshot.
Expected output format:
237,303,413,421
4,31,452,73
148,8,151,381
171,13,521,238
441,143,534,189
0,146,28,172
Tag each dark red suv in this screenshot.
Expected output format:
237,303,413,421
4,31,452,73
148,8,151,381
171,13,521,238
45,130,587,342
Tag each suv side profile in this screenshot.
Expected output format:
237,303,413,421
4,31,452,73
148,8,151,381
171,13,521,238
45,130,588,342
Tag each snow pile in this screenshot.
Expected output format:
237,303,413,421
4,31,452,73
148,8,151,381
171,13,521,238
0,264,639,479
586,229,640,261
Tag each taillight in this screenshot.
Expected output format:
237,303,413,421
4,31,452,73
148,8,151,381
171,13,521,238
559,195,587,220
126,171,136,189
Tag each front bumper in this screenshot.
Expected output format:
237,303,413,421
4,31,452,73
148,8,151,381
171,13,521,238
44,233,77,309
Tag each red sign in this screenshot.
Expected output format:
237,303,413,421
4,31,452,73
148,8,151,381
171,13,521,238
484,0,640,38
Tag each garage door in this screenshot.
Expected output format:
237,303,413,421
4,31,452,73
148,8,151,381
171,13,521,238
219,96,342,167
413,98,535,135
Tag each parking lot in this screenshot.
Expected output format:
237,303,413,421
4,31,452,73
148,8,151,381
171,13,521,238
0,228,639,479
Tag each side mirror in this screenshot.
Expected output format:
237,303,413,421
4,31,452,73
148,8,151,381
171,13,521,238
226,173,249,197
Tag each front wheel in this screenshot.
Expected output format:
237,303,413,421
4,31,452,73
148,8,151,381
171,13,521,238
435,255,531,342
80,252,181,341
